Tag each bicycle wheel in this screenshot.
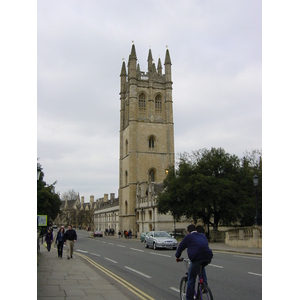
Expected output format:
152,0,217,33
179,276,187,300
198,285,213,300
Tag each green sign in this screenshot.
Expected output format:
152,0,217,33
37,215,47,227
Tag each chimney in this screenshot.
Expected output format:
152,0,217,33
81,196,84,204
110,193,115,200
90,195,94,203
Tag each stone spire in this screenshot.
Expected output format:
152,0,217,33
147,49,153,72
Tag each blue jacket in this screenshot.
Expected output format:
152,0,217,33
175,232,213,262
56,231,65,243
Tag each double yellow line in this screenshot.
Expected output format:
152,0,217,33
75,252,155,300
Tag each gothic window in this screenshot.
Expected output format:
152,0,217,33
125,170,128,185
125,139,128,155
149,210,152,220
149,168,155,182
125,201,128,215
149,136,155,149
139,93,146,116
155,94,162,118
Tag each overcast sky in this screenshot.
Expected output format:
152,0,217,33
37,0,262,201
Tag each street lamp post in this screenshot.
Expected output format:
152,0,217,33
37,163,41,180
253,174,259,225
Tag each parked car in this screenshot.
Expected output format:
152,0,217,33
93,230,103,237
144,231,178,250
140,232,148,242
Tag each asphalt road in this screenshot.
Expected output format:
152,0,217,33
74,230,262,299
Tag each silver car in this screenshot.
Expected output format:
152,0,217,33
144,231,178,250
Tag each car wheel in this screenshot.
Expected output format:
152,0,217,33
144,241,149,248
153,242,157,250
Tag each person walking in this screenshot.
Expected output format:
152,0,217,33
45,228,53,252
175,224,213,300
64,224,77,260
56,226,65,258
118,230,121,239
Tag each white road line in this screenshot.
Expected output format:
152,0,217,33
234,255,262,260
170,287,180,293
108,243,115,245
117,245,126,248
125,266,152,278
150,252,172,258
248,272,262,277
76,249,88,253
102,241,107,244
105,257,118,264
90,253,100,257
130,248,144,252
209,264,223,268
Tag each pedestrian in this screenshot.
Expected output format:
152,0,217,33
129,229,132,239
175,224,213,300
45,228,53,252
118,230,121,239
56,226,65,258
64,224,77,260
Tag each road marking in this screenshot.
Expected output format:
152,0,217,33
209,264,223,268
75,252,155,300
77,249,88,253
130,248,144,252
170,287,180,293
105,257,118,264
248,272,262,277
150,252,172,258
234,255,262,260
108,243,115,245
117,245,126,248
90,253,100,257
125,266,152,278
102,241,107,244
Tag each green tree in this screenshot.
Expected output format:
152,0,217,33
157,148,262,232
37,163,61,223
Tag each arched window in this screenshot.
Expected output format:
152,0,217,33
125,139,128,155
139,93,146,116
149,136,155,149
125,170,128,185
125,201,128,215
155,94,162,118
149,168,155,183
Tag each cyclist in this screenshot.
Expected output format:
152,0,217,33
175,224,213,300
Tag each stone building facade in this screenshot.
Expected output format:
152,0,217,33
118,44,175,236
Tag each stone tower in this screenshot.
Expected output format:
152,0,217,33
119,44,175,234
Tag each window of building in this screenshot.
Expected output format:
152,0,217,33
149,136,155,149
125,139,128,155
125,170,128,185
155,94,162,118
149,210,152,220
139,93,146,116
149,168,155,182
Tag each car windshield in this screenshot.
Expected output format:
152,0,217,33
154,231,171,238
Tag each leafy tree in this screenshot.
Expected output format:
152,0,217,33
77,209,94,229
37,163,61,223
157,148,262,233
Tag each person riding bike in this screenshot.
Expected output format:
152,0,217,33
175,224,213,300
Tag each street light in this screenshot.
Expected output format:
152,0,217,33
253,174,259,225
37,163,41,180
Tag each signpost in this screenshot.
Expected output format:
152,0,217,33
37,215,47,243
37,215,47,227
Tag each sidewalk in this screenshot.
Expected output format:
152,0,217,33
37,237,261,299
37,243,131,300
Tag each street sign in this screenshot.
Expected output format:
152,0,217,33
37,215,47,226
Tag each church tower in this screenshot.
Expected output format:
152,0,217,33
119,44,175,234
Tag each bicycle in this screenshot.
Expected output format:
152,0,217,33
179,258,213,300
